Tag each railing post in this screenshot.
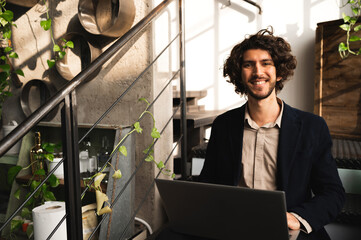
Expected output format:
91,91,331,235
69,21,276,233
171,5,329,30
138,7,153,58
179,0,188,179
61,91,83,239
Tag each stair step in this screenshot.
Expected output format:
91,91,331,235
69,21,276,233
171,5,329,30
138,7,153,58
173,105,205,112
173,90,207,100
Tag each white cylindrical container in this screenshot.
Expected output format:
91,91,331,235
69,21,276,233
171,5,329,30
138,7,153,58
88,156,97,174
48,157,64,179
32,201,67,240
79,150,89,173
3,123,21,155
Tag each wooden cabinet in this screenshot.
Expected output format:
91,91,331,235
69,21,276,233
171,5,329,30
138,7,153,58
314,19,361,140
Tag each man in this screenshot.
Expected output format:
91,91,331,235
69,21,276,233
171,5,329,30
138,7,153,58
198,28,345,236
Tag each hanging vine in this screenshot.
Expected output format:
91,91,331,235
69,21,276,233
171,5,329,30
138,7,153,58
338,0,361,58
40,0,74,68
0,0,24,115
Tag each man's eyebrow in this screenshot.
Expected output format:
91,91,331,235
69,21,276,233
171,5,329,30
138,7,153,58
242,59,274,63
261,59,274,62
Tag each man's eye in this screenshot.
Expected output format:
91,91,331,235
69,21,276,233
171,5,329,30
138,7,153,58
243,63,251,68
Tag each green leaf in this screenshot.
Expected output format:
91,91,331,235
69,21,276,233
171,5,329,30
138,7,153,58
357,47,361,55
112,170,122,179
53,44,61,52
0,17,8,27
44,153,54,162
48,174,60,188
43,190,56,201
2,10,14,22
171,173,176,178
143,145,152,154
340,24,350,31
145,154,154,162
0,56,6,61
34,168,46,176
0,64,11,73
3,28,11,39
151,127,161,139
118,145,128,156
30,180,40,191
26,224,34,239
11,219,23,232
157,161,165,169
25,193,34,206
4,46,12,53
351,7,359,15
14,188,21,199
338,42,348,51
7,165,22,185
349,35,361,41
354,24,361,32
349,17,357,24
40,19,51,31
66,40,74,48
342,13,350,23
47,59,55,68
42,142,60,153
9,52,18,58
58,51,66,59
21,207,31,219
15,69,24,77
134,122,143,133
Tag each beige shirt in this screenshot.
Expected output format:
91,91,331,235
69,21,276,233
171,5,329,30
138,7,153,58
239,101,283,190
239,99,312,233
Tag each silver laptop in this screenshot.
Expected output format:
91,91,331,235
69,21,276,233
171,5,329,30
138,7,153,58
155,179,300,240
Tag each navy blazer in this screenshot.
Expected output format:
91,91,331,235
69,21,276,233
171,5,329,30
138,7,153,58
199,102,345,232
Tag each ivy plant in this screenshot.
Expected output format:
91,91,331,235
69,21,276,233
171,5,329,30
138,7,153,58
85,98,175,216
0,0,24,115
339,0,361,58
40,0,74,68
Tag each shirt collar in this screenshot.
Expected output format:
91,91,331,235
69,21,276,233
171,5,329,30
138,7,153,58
244,98,284,129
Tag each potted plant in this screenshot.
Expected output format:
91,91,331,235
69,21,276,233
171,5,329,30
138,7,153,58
7,141,61,239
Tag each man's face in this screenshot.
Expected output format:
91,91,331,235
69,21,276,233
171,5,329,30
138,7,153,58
241,49,281,100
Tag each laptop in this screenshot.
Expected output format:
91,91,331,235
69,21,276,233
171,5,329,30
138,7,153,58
155,179,300,240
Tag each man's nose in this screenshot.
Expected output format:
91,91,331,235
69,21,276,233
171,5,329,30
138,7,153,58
253,63,263,76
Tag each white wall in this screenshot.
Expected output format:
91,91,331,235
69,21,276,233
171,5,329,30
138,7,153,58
184,0,350,112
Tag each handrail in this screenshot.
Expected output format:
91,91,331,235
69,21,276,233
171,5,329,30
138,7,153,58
1,0,187,238
0,0,174,157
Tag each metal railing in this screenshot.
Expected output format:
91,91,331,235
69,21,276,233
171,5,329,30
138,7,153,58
0,0,187,239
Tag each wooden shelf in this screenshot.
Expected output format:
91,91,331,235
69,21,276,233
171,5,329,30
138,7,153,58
16,174,107,192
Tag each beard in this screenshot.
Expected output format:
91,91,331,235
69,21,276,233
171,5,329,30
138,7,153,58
245,77,277,100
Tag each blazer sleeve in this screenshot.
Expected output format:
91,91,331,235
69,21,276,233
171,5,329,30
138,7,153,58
198,110,241,186
289,118,345,232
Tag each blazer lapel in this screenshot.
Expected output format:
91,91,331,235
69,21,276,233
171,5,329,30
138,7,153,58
277,103,302,191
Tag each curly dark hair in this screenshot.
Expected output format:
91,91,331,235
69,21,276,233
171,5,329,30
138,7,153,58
223,27,297,95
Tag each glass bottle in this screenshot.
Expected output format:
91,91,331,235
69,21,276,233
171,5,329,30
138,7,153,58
30,132,46,174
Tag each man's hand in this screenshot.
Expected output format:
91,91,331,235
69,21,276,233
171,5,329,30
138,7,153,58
286,212,301,230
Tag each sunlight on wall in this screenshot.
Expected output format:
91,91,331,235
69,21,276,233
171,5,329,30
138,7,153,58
183,0,347,112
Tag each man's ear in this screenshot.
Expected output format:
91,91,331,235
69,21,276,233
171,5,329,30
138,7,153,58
276,76,282,82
